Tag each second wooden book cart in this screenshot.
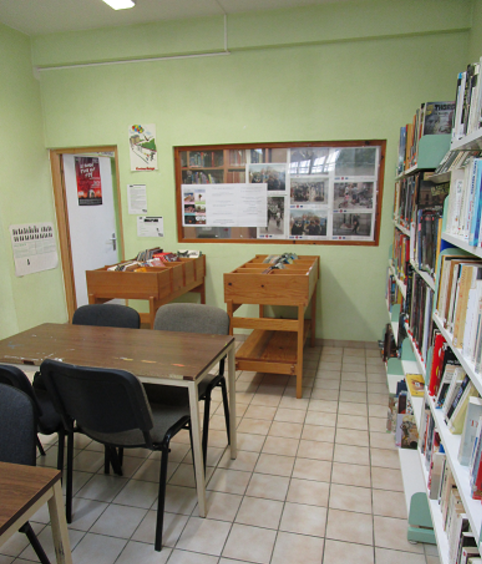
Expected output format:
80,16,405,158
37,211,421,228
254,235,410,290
224,254,320,398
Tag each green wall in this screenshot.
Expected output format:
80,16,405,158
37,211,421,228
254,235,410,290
0,23,66,340
0,0,478,341
469,0,482,61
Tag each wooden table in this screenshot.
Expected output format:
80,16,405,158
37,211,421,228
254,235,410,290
86,255,206,328
224,255,319,398
0,462,72,564
0,323,236,518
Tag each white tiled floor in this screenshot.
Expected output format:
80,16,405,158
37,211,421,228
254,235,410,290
0,342,441,564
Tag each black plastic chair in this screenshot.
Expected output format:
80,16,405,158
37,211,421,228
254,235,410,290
144,303,230,470
40,358,192,552
72,303,141,328
71,302,141,472
0,383,52,564
0,364,64,470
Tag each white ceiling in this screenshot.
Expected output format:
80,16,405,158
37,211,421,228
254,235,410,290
0,0,345,36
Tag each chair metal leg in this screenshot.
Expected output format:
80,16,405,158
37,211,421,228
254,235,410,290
56,429,65,471
66,431,74,523
155,444,170,551
104,446,124,475
104,446,111,474
20,522,52,564
107,446,123,476
36,436,46,456
201,392,211,472
218,378,231,445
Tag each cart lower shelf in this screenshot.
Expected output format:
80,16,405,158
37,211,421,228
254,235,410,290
235,320,312,375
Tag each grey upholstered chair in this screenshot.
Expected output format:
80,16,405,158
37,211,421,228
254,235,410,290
0,364,64,470
40,358,192,552
0,383,53,564
72,303,141,328
144,303,230,469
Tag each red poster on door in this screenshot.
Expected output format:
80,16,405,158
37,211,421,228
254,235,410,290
75,157,102,206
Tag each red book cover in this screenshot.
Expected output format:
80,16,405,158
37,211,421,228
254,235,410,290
472,456,482,499
429,333,445,396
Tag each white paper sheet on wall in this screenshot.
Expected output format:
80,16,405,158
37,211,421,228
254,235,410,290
127,184,148,214
9,222,58,277
137,216,164,237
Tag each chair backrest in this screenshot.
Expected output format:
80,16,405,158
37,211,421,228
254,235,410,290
154,303,229,335
72,304,141,329
40,359,153,443
0,383,37,466
0,364,35,398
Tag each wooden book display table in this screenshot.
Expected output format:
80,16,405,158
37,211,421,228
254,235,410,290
86,255,205,328
224,255,319,398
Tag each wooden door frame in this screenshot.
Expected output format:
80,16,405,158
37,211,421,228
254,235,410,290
49,146,125,321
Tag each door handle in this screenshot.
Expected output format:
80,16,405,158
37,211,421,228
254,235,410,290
110,233,117,251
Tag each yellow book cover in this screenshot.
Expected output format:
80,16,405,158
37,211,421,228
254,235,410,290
406,373,425,396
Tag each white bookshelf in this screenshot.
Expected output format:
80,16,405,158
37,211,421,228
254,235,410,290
451,128,482,152
427,395,482,551
432,314,482,397
387,119,482,553
442,232,482,259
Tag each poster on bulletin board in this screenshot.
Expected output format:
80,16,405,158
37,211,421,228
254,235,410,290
9,222,58,277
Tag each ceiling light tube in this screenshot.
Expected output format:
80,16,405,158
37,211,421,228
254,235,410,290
101,0,136,10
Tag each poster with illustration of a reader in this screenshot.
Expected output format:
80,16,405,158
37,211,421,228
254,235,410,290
128,124,158,171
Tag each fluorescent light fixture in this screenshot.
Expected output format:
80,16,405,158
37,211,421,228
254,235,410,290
102,0,136,10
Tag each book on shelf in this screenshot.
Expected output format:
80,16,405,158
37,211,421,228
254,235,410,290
397,102,454,172
395,393,418,449
397,127,407,176
453,264,482,347
469,415,482,499
435,359,460,408
428,331,446,397
440,464,456,528
447,380,478,434
458,397,482,465
428,441,446,500
460,543,480,564
422,101,456,136
453,58,482,140
448,512,469,564
406,373,425,396
443,368,468,419
408,272,434,361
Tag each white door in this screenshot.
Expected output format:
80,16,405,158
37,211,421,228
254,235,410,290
62,154,120,307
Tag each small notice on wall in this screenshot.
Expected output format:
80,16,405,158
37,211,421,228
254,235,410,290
9,222,58,277
127,184,148,214
137,216,163,237
128,124,158,171
75,157,102,206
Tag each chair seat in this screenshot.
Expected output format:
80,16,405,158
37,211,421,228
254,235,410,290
143,374,220,405
82,401,191,448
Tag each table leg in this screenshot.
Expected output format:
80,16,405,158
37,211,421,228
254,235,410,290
296,304,304,399
187,383,206,517
227,342,237,459
48,481,73,564
310,285,317,347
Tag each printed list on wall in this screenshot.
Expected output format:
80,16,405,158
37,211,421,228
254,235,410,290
178,144,382,243
9,222,58,277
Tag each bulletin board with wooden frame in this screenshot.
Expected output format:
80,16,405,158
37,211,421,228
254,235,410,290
174,140,386,246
